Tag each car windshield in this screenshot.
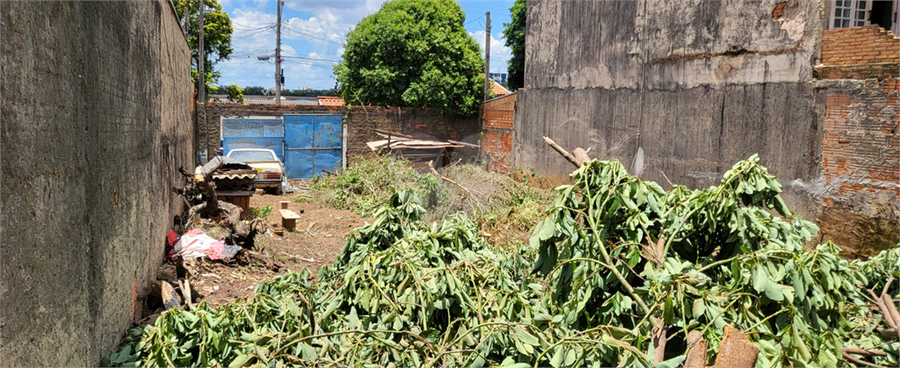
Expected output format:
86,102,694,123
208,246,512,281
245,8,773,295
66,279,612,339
229,150,276,162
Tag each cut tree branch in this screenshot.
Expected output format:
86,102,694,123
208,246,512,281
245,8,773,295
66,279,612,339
842,351,890,368
844,347,887,357
543,136,590,168
428,160,483,210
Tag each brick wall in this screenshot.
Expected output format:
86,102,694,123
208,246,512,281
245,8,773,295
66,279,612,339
812,25,900,256
818,25,900,79
204,103,480,164
481,93,517,173
817,78,899,256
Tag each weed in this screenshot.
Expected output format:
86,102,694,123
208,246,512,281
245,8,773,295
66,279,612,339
248,205,272,219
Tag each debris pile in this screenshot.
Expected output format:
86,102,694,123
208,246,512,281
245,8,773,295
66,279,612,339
106,151,899,367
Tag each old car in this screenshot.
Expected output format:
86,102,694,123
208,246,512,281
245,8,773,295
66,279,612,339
225,148,285,194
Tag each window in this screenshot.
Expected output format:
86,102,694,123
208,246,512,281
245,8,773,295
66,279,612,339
831,0,900,31
832,0,867,28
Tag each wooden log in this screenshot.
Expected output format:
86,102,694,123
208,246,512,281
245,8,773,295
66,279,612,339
652,319,668,363
543,136,585,168
684,330,708,368
180,279,194,310
713,325,759,368
160,281,181,310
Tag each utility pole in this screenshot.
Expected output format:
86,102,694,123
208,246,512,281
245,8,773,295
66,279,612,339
275,0,283,105
483,11,491,102
198,0,206,104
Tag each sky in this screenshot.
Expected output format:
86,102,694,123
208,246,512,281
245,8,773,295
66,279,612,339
215,0,515,91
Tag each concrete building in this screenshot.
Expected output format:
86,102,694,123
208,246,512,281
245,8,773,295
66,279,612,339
508,0,898,255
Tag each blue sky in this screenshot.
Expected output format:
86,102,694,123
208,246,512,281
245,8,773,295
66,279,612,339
215,0,515,91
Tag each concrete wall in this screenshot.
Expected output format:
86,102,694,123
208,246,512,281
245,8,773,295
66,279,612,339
515,0,899,253
0,1,194,366
205,103,481,163
515,0,824,214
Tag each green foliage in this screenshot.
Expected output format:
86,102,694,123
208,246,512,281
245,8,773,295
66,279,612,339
502,0,526,91
225,84,245,104
248,205,271,219
303,155,445,216
334,0,484,116
240,86,339,97
173,0,233,96
531,155,898,367
105,157,900,367
282,88,339,97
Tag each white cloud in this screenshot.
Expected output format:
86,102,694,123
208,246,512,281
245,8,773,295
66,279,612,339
469,30,512,74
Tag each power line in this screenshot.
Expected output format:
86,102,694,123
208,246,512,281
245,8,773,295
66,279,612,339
465,14,485,26
282,55,340,63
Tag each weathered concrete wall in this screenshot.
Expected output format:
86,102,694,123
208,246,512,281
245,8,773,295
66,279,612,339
1,1,193,366
516,0,899,252
205,103,481,163
515,0,825,216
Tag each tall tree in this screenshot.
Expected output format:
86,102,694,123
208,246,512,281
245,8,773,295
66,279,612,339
502,0,525,91
173,0,233,97
334,0,484,116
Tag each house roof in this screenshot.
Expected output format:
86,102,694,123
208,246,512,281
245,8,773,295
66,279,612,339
491,80,511,96
244,96,319,105
317,96,344,106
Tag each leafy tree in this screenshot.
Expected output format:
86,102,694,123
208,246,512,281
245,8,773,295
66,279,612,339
241,86,267,95
503,0,525,91
225,84,245,104
282,88,339,97
173,0,233,98
334,0,484,116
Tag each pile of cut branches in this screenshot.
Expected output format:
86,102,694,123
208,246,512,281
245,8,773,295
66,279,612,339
105,156,899,367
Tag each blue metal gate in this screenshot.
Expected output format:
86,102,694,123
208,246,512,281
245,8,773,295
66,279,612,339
221,118,284,161
284,114,342,179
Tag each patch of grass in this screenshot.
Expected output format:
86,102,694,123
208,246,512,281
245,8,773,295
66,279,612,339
297,154,554,247
300,155,445,216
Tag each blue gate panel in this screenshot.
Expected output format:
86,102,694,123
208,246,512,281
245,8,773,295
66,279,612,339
222,118,283,138
284,115,315,148
314,116,342,148
314,150,342,174
285,150,314,180
283,114,343,180
222,137,284,162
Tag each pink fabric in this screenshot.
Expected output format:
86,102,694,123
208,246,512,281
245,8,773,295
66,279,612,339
174,229,226,260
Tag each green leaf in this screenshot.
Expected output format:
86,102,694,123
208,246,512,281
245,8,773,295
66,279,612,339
469,356,486,368
764,278,784,302
564,347,577,366
692,299,706,319
550,347,565,368
513,326,539,345
228,353,251,368
663,296,675,324
348,306,359,329
653,355,686,368
752,265,769,294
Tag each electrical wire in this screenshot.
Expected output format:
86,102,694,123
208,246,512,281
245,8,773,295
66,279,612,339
465,14,485,26
282,55,340,63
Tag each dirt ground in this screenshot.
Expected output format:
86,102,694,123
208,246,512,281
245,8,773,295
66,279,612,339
143,190,371,318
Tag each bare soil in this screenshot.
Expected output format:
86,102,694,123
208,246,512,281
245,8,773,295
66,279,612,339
150,191,372,312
